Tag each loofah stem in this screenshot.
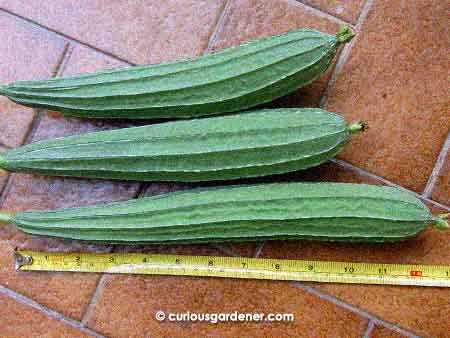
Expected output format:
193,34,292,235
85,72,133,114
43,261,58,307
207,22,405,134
0,212,12,224
435,214,449,230
347,121,368,134
336,26,356,44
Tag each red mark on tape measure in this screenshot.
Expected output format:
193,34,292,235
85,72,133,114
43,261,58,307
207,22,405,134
410,270,422,277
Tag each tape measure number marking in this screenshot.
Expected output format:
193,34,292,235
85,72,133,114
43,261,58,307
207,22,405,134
14,250,450,287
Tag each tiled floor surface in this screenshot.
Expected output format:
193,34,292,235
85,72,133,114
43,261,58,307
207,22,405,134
0,1,448,337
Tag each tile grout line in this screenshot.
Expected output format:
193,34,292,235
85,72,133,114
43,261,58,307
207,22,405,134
0,42,112,336
0,0,357,66
80,242,115,326
204,183,422,337
422,132,450,198
308,0,448,210
210,233,425,337
319,0,374,108
253,242,266,258
217,237,423,336
212,244,239,257
286,0,354,27
55,43,76,77
0,8,135,66
0,173,12,208
294,283,422,338
81,273,111,326
203,0,233,53
421,197,450,212
318,37,353,108
22,42,72,146
0,42,72,209
0,141,12,149
331,158,410,189
294,0,355,25
362,320,376,338
1,20,134,333
0,284,108,338
350,0,374,31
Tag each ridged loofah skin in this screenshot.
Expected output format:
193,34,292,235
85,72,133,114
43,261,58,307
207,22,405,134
0,108,363,182
0,27,354,119
1,183,447,244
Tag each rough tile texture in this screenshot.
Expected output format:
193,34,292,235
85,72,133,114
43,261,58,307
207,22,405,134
247,160,380,185
324,0,450,193
0,173,120,319
0,0,226,64
0,292,95,338
87,275,367,338
209,0,343,107
0,13,67,148
301,0,364,23
0,45,140,320
0,240,102,322
226,242,261,257
370,325,410,338
430,146,450,206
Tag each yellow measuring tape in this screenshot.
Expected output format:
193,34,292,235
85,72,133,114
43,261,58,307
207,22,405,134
14,249,450,287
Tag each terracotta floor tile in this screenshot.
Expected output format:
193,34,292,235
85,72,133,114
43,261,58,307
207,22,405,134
260,203,450,338
0,0,226,64
0,292,94,338
63,45,129,75
0,45,142,320
430,148,450,206
209,0,343,108
301,0,365,23
324,0,450,193
0,13,67,148
0,241,102,322
370,325,410,338
227,242,261,257
0,176,135,321
249,160,381,185
86,274,367,338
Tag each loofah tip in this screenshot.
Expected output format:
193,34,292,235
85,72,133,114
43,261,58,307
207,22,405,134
435,214,449,230
347,121,368,134
0,212,12,224
336,26,356,44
